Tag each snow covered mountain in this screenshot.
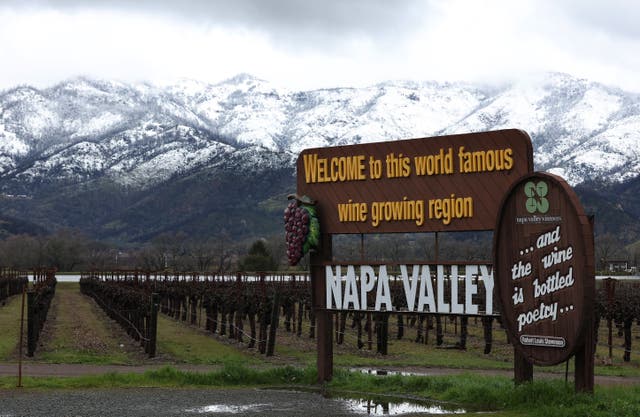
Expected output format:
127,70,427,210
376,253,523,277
1,72,639,190
0,72,639,242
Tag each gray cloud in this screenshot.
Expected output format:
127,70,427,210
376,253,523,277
4,0,429,48
554,0,640,39
7,0,640,48
3,0,640,92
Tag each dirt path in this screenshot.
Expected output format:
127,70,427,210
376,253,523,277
28,283,149,364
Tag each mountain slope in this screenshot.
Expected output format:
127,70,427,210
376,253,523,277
1,73,639,243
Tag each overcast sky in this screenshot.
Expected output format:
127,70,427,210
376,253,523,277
1,0,640,91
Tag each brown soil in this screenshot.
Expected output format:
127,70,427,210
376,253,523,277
19,284,151,363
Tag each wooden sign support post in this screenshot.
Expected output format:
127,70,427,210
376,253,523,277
575,216,595,393
574,314,595,392
514,351,533,384
311,234,333,383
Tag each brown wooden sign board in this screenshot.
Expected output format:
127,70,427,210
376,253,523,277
493,172,595,391
297,129,533,234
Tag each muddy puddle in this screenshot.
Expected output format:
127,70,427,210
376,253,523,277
342,398,466,415
185,397,466,415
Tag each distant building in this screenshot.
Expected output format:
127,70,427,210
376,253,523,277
606,259,629,272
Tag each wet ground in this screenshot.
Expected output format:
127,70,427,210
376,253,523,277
0,387,465,417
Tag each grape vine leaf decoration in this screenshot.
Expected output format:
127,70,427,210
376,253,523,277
284,194,321,266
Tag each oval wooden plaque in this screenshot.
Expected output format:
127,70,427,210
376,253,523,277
493,172,594,366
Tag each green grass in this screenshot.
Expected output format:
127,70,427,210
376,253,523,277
332,341,515,369
0,294,24,360
0,364,315,389
157,315,255,365
328,369,640,417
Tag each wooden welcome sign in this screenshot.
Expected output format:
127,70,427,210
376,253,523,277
297,129,533,234
298,129,535,383
493,172,595,391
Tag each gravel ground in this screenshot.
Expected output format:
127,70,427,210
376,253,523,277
0,387,452,417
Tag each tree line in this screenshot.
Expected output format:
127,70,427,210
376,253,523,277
0,228,635,273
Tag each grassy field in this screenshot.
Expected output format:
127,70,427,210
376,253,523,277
156,314,255,365
1,282,639,416
0,292,23,359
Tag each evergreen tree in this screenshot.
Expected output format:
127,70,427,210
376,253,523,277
238,240,277,272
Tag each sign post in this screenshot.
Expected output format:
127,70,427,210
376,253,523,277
493,172,595,392
310,233,333,382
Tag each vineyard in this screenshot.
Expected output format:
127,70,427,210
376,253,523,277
0,268,638,366
0,268,56,357
26,269,57,357
80,275,158,357
66,270,640,365
0,268,27,304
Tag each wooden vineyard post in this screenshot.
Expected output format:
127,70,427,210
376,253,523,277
147,293,159,358
375,313,389,355
266,292,281,357
26,290,35,357
603,278,616,360
248,312,257,349
235,273,244,344
258,272,268,354
482,316,494,354
17,284,26,388
311,233,333,382
367,313,372,350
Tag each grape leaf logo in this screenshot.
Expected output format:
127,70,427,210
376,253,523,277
524,181,549,214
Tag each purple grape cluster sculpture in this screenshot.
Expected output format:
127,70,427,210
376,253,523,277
284,195,320,266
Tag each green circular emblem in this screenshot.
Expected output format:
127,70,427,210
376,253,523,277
524,181,549,214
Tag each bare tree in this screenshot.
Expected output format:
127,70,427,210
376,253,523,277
186,239,216,272
265,233,287,269
212,232,234,274
595,233,628,272
0,234,45,268
44,229,88,271
133,246,165,271
145,232,189,271
84,241,114,270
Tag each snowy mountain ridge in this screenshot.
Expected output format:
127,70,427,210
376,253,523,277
1,72,639,192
